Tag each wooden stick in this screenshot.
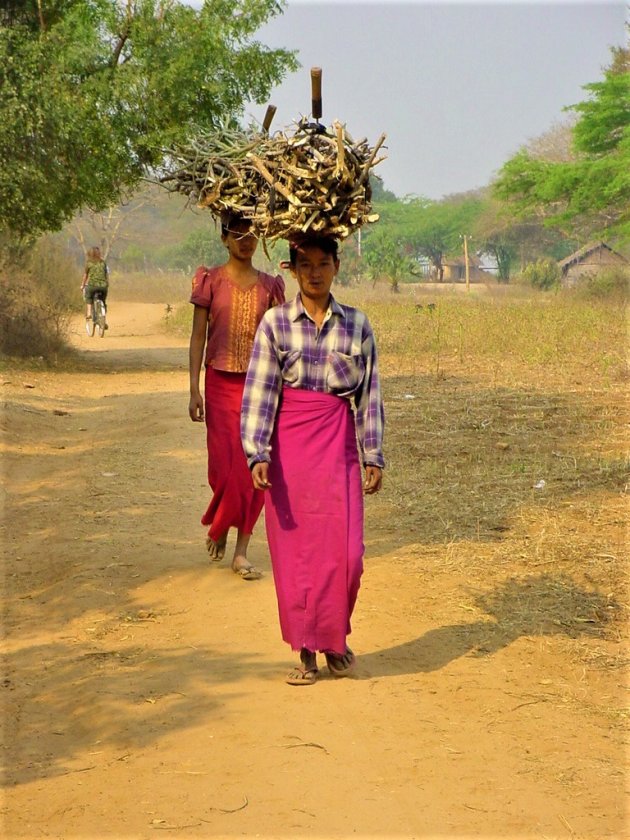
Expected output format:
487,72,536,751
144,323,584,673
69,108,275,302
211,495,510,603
311,67,322,120
246,153,301,206
358,133,387,184
262,105,277,134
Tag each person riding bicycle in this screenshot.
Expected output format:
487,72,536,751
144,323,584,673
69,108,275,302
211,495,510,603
81,246,109,327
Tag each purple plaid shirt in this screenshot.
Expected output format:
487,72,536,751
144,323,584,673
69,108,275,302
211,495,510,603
241,293,385,469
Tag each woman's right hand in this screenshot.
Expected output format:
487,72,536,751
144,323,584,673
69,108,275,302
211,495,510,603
189,392,204,422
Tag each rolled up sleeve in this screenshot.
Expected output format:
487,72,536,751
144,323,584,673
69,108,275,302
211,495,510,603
354,322,385,469
241,318,282,468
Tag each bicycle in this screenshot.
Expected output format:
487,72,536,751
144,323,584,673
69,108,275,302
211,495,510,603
86,290,108,338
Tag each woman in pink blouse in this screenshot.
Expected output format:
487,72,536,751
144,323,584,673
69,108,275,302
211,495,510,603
188,215,285,579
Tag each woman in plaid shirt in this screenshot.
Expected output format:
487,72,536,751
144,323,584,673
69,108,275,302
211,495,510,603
241,236,384,685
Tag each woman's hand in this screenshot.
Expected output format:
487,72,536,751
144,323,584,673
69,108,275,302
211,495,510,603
252,461,271,490
189,392,204,422
363,465,382,495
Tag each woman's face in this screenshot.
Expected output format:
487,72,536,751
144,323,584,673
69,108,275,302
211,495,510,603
223,221,258,261
291,245,339,303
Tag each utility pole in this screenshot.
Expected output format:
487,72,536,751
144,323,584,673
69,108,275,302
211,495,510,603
463,234,470,292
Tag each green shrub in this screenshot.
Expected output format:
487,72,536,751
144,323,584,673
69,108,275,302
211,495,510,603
156,227,225,271
118,243,147,272
578,266,630,300
522,259,561,290
163,301,193,335
0,238,81,358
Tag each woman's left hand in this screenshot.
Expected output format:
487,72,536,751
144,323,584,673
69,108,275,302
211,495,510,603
363,465,382,495
252,461,272,490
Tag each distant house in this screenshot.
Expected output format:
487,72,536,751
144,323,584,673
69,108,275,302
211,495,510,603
558,241,628,288
442,255,495,283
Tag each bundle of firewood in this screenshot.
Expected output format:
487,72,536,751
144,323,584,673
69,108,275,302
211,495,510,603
158,70,386,243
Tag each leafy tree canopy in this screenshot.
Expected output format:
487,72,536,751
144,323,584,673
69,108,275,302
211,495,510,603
361,226,418,290
372,193,484,280
493,44,630,242
472,193,577,281
370,176,398,204
0,1,297,241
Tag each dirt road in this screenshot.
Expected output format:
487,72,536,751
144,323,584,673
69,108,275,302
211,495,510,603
2,301,626,839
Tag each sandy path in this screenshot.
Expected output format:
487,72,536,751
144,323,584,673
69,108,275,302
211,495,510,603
2,301,625,839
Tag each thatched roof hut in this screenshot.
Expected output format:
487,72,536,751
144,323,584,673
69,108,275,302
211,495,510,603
558,241,628,288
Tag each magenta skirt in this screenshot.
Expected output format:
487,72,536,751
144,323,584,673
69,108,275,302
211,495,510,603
201,366,264,540
265,388,364,654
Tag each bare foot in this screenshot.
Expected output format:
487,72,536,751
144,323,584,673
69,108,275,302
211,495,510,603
206,534,227,561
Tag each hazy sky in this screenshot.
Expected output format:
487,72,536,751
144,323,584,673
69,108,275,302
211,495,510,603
240,1,627,199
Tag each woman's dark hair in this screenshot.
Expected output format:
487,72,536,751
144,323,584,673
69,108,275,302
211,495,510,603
289,236,339,266
220,211,253,238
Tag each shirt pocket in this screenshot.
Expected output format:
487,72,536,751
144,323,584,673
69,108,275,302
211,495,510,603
326,352,365,395
278,349,301,384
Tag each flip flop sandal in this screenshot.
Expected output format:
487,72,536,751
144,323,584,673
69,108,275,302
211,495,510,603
324,648,355,677
234,564,262,580
285,666,319,686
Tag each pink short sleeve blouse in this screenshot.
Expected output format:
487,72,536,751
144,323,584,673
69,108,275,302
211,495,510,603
190,266,285,372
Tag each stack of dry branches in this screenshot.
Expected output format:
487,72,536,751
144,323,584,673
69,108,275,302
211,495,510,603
159,117,387,242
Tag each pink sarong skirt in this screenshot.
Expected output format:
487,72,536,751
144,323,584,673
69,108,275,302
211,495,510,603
265,388,365,654
202,366,264,540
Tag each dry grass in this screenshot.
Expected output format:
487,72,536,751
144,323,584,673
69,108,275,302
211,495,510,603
111,270,193,304
345,283,629,386
347,285,629,673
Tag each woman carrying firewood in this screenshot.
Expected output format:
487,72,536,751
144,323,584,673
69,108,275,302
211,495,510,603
241,236,384,683
189,213,285,579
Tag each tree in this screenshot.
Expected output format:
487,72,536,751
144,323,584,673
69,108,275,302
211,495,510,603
525,118,577,163
361,228,417,292
369,176,398,204
157,227,226,272
479,236,516,283
376,194,483,281
472,194,576,282
522,259,561,291
0,1,297,242
493,45,630,242
70,195,153,261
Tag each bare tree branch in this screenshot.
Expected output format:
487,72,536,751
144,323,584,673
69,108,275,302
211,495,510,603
110,0,135,68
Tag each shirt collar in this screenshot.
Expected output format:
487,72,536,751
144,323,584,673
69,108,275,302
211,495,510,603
290,293,346,323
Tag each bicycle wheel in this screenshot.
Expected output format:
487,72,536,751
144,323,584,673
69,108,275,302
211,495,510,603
95,300,107,337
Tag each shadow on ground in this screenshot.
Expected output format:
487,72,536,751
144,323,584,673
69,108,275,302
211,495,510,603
358,573,619,678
